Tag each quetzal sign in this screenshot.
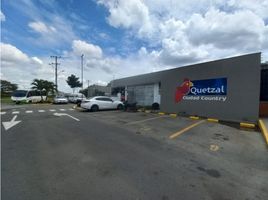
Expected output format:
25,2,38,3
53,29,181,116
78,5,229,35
175,78,227,103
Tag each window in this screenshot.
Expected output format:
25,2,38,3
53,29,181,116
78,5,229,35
13,90,27,97
103,98,113,102
96,97,113,101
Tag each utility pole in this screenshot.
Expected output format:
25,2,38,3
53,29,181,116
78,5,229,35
87,80,90,98
50,56,61,92
81,54,84,90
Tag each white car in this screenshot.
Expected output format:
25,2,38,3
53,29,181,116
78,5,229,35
81,96,124,111
53,96,68,104
68,93,86,103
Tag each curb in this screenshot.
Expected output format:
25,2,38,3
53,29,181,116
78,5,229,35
137,109,258,130
189,116,199,120
207,118,219,123
240,122,256,129
258,119,268,145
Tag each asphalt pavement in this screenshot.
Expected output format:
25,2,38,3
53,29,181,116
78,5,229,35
1,104,268,200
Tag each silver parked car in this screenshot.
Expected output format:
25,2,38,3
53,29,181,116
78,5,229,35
53,96,68,104
81,96,124,111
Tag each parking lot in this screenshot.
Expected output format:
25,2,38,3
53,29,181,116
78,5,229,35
1,104,268,200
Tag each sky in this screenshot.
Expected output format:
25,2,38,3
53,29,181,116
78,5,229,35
1,0,268,92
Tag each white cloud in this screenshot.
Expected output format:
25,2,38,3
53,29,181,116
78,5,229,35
28,21,56,34
98,0,153,37
1,43,30,65
31,56,43,65
72,40,103,59
0,10,5,21
0,43,53,89
186,9,267,51
99,0,268,65
27,17,76,48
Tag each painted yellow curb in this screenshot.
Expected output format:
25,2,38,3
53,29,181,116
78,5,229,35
259,119,268,144
190,116,199,120
169,114,177,117
207,118,219,123
158,112,165,115
240,122,256,129
145,110,151,113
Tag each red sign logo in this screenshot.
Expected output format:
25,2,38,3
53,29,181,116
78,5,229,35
175,78,193,103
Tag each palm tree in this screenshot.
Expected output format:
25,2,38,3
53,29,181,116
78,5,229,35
31,79,45,102
43,80,56,96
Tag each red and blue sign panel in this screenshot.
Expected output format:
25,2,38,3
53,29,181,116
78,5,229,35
175,78,227,103
188,78,227,96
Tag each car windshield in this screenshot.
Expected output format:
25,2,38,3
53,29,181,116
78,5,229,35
12,90,28,97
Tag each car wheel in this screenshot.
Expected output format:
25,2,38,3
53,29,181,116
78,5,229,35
117,104,123,110
91,105,99,112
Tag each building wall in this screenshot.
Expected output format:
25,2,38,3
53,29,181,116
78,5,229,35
113,53,261,123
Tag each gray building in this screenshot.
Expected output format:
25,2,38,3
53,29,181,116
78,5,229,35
112,53,261,123
86,84,111,97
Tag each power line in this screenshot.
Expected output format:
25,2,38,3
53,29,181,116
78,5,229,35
49,56,61,91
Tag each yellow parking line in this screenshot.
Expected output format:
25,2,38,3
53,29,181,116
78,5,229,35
158,112,165,115
190,116,199,120
169,120,205,139
259,119,268,144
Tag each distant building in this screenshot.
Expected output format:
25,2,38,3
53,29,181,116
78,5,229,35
86,84,111,97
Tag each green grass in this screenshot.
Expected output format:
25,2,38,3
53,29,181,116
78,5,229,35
1,96,14,104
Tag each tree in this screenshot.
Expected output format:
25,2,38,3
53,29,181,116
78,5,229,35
42,80,56,96
66,74,82,93
31,79,45,101
0,80,18,96
31,79,56,101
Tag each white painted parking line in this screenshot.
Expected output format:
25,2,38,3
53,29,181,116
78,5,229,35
60,109,66,111
49,109,56,112
38,110,45,113
25,110,33,113
1,112,6,115
12,111,20,114
69,108,74,111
